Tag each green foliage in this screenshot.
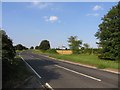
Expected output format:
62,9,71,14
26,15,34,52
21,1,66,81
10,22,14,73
1,30,16,61
1,30,31,88
3,56,31,88
35,46,39,49
95,2,120,60
97,64,108,69
68,36,82,54
30,46,34,49
81,48,101,55
1,30,18,87
39,40,50,51
14,44,28,50
46,49,58,54
83,43,90,49
82,43,91,54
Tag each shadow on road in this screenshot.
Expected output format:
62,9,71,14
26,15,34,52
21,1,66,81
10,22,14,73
24,58,61,83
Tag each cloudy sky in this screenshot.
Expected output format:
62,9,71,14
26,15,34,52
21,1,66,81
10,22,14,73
2,2,118,48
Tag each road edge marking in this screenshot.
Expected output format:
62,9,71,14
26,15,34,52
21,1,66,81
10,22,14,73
45,83,54,90
55,65,101,82
19,55,54,90
19,55,42,79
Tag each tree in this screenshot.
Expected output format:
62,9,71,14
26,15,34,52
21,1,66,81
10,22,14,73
83,43,90,49
14,44,23,50
1,30,16,61
39,40,50,51
30,46,34,49
82,43,90,54
68,36,82,54
35,46,39,49
95,2,120,60
14,44,28,50
1,30,16,87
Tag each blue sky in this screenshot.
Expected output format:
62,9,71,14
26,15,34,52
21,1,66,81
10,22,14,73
2,2,118,48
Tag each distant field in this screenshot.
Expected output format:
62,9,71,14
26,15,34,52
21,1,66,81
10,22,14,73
32,50,119,70
56,50,72,54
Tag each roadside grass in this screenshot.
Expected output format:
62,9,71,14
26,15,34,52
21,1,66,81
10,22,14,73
16,50,25,53
3,55,32,88
33,50,119,70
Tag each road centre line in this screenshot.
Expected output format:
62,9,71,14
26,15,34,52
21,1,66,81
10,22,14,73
19,55,54,89
55,65,101,82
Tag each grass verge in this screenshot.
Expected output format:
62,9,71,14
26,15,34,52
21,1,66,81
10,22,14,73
32,50,119,70
3,55,32,88
16,50,25,53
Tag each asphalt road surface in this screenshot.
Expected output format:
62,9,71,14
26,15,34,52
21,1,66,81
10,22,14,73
20,50,119,89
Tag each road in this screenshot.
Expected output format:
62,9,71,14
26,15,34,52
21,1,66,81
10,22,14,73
20,50,119,89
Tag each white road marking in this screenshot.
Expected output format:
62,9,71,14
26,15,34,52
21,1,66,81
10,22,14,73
19,55,54,90
45,83,54,90
55,65,101,82
19,55,42,79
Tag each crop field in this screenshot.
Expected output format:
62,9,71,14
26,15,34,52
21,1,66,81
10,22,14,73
56,50,72,54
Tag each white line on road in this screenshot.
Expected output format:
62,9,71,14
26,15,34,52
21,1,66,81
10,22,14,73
19,55,42,79
45,83,54,90
19,55,54,90
55,65,101,82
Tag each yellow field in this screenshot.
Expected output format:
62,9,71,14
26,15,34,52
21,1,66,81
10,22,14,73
56,50,72,54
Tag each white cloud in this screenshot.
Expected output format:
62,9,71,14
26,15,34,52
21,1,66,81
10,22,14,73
86,13,99,17
31,1,52,9
43,16,59,23
49,16,58,22
93,5,103,11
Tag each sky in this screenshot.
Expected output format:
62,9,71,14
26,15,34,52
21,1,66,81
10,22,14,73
2,2,118,48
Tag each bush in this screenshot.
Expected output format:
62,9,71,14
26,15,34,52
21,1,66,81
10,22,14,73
81,48,101,55
98,54,115,61
72,49,80,54
46,49,58,54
